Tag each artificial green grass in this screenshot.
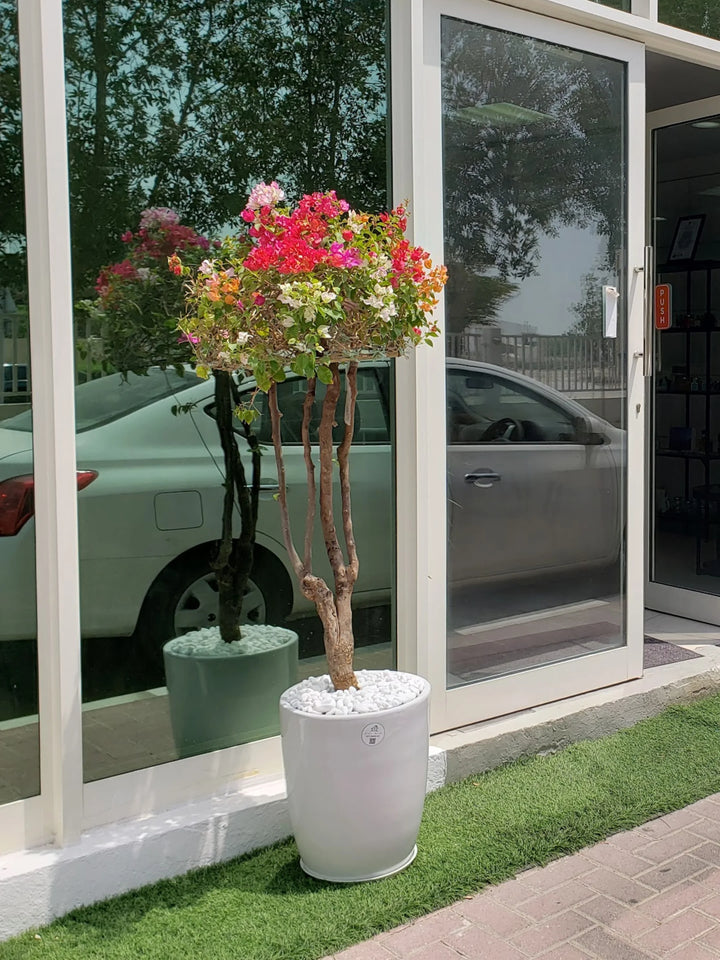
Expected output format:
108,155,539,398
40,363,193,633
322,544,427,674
5,693,720,959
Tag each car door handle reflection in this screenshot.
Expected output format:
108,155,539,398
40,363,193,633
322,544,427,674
259,483,280,491
464,471,502,488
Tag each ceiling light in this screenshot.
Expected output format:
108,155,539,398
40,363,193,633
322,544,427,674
454,102,556,126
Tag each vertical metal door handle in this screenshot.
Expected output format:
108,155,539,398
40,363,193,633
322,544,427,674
644,245,654,379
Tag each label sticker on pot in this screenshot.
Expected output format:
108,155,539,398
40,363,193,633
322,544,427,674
361,723,385,746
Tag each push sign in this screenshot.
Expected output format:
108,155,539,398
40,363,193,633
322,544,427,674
655,284,672,330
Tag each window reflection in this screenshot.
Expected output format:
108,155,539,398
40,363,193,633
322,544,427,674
62,0,394,779
442,17,626,687
659,1,720,40
0,0,40,804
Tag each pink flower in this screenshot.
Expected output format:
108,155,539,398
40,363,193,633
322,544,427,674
121,230,133,242
139,207,180,230
241,210,255,223
177,333,199,344
252,293,266,305
246,181,285,211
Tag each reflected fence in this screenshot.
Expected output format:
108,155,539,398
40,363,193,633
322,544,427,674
1,312,103,413
447,328,625,396
2,319,625,411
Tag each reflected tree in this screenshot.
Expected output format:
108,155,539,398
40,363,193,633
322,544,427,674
658,0,720,37
442,20,624,333
61,0,388,297
0,1,25,300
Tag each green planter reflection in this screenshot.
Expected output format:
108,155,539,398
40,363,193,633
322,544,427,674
163,628,298,758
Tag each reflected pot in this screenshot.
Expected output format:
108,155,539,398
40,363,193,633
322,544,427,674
163,628,298,759
280,674,431,882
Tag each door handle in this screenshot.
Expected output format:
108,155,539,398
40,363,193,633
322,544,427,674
259,483,280,491
643,244,654,378
465,471,502,488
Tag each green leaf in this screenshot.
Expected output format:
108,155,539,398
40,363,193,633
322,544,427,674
316,365,333,385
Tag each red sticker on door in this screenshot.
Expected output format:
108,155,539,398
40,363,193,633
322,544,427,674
655,284,672,330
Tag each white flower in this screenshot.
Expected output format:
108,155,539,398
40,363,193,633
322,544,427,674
346,211,363,234
199,260,214,275
379,304,397,323
320,291,337,303
304,305,317,322
235,331,250,345
246,181,285,211
279,294,303,309
281,316,295,328
317,325,331,339
136,267,151,280
363,294,384,310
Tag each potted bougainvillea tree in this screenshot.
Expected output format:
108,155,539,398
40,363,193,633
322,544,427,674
88,206,297,758
174,182,446,880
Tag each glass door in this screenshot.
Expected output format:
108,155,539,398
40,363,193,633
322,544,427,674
647,97,720,624
413,0,646,731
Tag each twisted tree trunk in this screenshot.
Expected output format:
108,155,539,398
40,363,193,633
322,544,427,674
212,370,260,643
268,362,359,689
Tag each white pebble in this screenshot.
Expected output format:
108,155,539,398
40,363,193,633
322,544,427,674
164,625,296,658
280,669,425,716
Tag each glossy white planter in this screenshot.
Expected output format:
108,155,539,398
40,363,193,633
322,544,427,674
280,673,431,882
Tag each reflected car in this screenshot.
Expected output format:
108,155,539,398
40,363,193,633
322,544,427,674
0,360,623,648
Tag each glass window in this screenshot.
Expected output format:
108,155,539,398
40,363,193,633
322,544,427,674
64,0,394,778
591,0,630,9
0,0,40,804
447,368,581,444
208,366,391,447
442,17,627,687
659,1,720,40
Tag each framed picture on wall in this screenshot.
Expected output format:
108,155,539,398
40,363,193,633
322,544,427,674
669,215,705,261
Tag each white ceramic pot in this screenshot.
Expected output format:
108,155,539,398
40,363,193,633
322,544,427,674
280,673,431,882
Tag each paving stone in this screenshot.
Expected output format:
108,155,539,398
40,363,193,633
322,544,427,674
693,844,720,867
397,944,461,960
699,924,720,953
687,820,720,844
509,910,594,955
574,927,656,959
662,809,704,830
333,942,396,960
583,867,654,905
380,907,467,956
691,800,720,823
453,897,528,935
636,880,713,920
538,948,594,960
446,925,527,959
581,843,654,877
695,867,720,890
666,944,719,960
519,881,596,920
536,855,594,887
697,894,720,920
636,830,704,863
639,855,707,892
635,909,715,955
490,875,543,908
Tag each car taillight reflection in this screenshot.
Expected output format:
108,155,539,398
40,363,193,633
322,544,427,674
0,471,98,536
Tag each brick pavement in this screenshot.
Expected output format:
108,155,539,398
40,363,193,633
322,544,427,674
326,794,720,960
